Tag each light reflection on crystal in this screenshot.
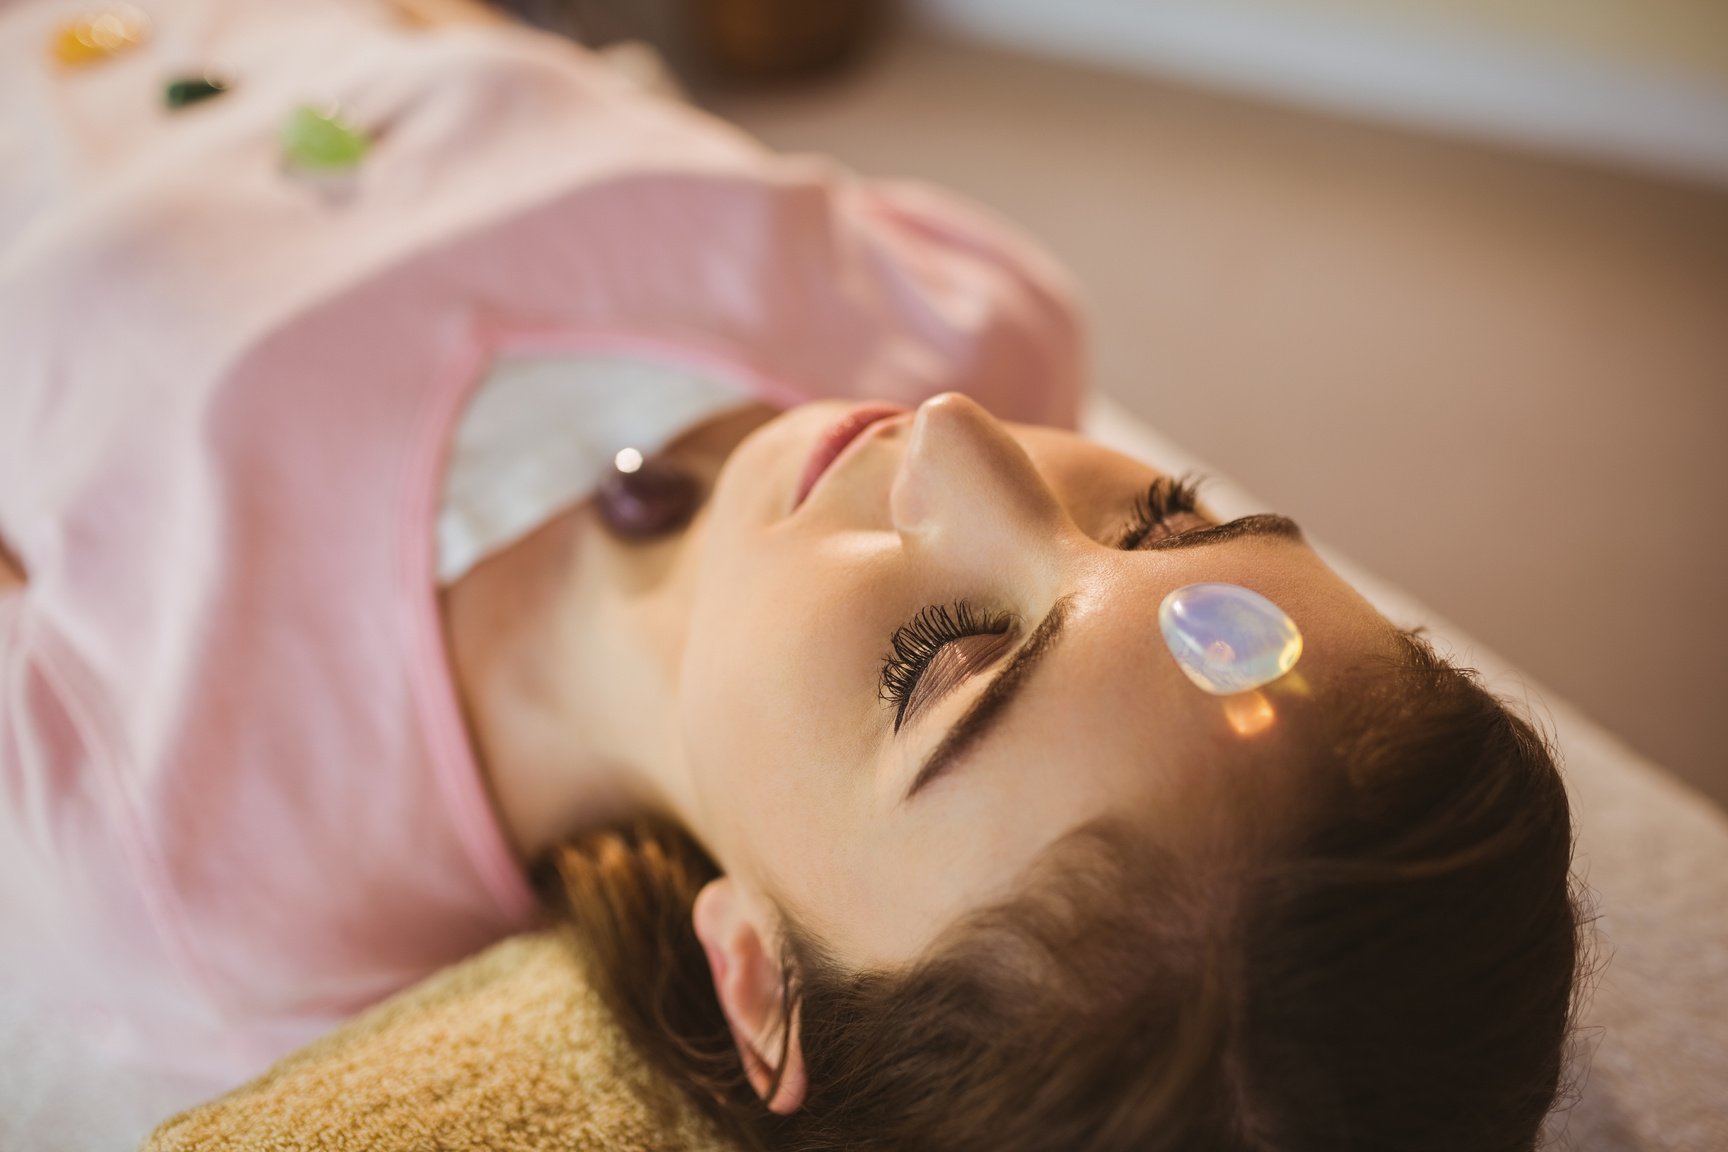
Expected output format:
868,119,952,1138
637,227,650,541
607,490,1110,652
1223,690,1277,737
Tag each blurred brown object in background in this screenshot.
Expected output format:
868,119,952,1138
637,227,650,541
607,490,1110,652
694,0,886,82
495,0,890,90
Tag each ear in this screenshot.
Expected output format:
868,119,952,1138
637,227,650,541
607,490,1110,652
691,876,808,1115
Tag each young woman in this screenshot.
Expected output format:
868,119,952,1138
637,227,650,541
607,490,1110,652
516,392,1583,1152
0,0,1583,1148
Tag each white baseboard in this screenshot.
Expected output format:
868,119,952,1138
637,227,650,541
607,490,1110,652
912,0,1728,188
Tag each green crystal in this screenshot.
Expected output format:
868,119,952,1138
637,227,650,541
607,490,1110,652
164,76,228,109
281,105,369,171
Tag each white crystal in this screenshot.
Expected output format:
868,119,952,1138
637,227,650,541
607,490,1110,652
1159,583,1303,696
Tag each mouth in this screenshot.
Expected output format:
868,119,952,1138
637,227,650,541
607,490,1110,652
794,403,908,509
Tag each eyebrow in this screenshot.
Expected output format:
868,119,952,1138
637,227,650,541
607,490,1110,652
900,513,1306,804
1137,512,1305,552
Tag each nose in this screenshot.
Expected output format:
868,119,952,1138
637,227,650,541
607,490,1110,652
890,393,1069,581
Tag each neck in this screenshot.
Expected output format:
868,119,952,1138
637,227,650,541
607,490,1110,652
440,403,776,865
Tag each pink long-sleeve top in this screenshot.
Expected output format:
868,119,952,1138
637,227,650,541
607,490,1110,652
0,0,1083,1083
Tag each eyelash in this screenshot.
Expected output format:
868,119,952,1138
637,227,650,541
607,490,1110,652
877,475,1205,731
880,602,1013,731
1117,474,1204,550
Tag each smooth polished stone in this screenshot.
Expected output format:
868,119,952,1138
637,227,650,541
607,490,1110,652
165,76,230,109
53,5,149,65
596,455,700,540
1159,583,1303,696
281,105,369,172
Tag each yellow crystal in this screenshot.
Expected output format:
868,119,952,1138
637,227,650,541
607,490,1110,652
53,6,149,66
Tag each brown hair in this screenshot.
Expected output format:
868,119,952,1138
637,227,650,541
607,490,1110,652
538,633,1589,1151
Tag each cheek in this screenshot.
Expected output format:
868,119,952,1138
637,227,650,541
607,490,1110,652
677,530,899,879
1011,433,1158,543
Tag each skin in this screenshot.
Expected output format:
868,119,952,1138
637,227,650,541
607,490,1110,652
443,391,1401,1110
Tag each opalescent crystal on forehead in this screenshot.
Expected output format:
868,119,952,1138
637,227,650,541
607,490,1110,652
1158,583,1303,696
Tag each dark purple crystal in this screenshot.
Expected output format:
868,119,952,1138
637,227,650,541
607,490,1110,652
596,457,700,540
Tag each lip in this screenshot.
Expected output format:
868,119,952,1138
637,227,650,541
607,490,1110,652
794,403,908,509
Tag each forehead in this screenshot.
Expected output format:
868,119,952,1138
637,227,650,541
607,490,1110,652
1073,530,1395,684
984,536,1397,831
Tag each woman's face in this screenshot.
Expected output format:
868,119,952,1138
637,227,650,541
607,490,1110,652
676,393,1395,968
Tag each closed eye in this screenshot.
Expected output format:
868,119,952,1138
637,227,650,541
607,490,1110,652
880,602,1016,732
1117,474,1209,550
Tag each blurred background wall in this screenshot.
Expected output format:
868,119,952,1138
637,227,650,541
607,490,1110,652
1262,0,1728,75
691,0,1728,811
914,0,1728,183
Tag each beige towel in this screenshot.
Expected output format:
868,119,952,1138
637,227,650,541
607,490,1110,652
146,932,737,1151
